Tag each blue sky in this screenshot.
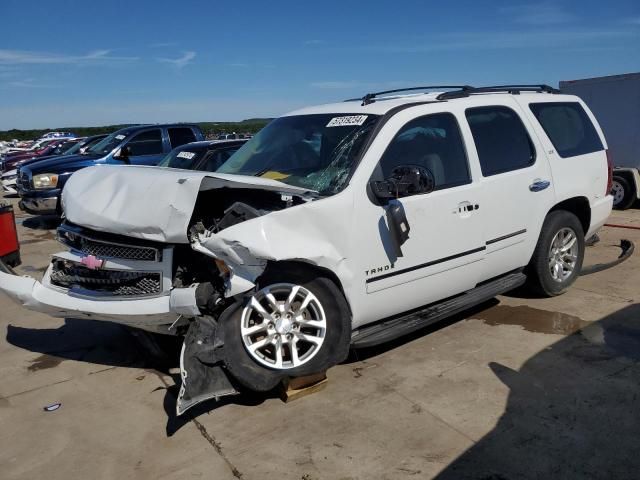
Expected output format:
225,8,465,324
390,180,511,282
0,0,638,130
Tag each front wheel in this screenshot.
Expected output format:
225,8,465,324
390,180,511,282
527,211,585,297
222,268,351,392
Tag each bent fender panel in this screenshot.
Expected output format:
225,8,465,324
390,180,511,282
191,192,356,304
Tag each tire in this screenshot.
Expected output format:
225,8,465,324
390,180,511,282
527,210,585,297
611,176,635,210
222,267,351,392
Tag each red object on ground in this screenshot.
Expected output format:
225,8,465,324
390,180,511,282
604,223,640,231
0,202,20,266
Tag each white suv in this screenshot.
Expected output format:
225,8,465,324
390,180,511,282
0,85,613,413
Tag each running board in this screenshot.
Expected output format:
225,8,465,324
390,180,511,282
351,272,527,348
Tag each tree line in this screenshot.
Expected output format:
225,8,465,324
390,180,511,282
0,119,271,142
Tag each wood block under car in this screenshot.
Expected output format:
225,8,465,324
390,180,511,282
279,372,328,402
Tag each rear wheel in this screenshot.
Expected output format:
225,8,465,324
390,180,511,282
222,267,351,392
611,176,635,210
527,210,585,297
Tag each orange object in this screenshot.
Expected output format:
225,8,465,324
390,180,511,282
0,203,20,266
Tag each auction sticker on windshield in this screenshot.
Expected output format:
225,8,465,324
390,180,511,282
326,115,368,127
177,151,196,160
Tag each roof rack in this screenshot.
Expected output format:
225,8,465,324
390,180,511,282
437,84,560,100
355,85,474,106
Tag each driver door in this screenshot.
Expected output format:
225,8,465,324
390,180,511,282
351,109,485,326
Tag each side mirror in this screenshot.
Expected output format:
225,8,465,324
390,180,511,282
113,146,131,164
370,165,435,201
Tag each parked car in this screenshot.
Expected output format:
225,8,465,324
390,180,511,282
157,139,247,171
0,138,56,161
0,85,612,415
16,124,203,215
0,140,73,173
2,135,107,195
40,131,76,139
0,137,73,157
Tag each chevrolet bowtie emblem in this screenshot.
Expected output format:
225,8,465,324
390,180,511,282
80,255,104,270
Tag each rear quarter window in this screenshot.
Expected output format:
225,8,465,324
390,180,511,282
529,102,603,158
168,127,197,149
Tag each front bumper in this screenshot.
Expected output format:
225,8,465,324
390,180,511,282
0,264,199,333
18,196,58,215
1,181,17,195
1,169,17,194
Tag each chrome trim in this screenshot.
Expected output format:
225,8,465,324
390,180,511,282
57,224,161,262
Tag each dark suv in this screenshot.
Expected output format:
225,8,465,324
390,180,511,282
17,124,204,215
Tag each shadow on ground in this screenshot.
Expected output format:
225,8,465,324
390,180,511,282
5,317,275,435
6,318,179,371
7,301,640,465
435,303,640,480
21,215,61,230
348,299,500,363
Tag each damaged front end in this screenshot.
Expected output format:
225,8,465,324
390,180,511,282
0,165,328,415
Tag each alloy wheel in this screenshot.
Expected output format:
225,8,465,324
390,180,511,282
548,227,579,282
240,283,327,369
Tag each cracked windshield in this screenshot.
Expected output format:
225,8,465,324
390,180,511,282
217,114,380,194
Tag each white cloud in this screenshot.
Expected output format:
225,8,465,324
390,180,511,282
149,42,178,48
0,49,138,65
499,3,575,25
310,80,422,91
157,51,196,68
374,29,636,53
310,81,364,89
4,78,57,89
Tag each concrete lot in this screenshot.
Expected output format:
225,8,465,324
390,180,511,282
1,195,640,480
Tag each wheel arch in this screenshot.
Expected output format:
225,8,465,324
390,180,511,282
548,196,590,235
259,260,353,316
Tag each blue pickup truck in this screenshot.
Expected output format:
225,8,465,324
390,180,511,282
17,124,204,215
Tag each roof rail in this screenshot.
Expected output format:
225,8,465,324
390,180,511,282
355,85,474,106
437,84,560,100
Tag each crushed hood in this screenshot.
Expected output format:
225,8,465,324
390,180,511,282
62,165,316,243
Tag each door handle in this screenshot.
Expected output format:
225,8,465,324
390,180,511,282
529,180,550,192
456,202,480,215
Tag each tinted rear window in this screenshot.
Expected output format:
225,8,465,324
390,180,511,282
529,102,603,158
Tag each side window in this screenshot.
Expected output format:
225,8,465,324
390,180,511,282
529,102,603,158
378,113,471,190
465,106,536,176
127,129,163,156
168,127,197,149
201,148,240,172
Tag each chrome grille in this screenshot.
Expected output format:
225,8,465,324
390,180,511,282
57,226,161,262
50,261,162,296
17,171,30,189
79,237,158,261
